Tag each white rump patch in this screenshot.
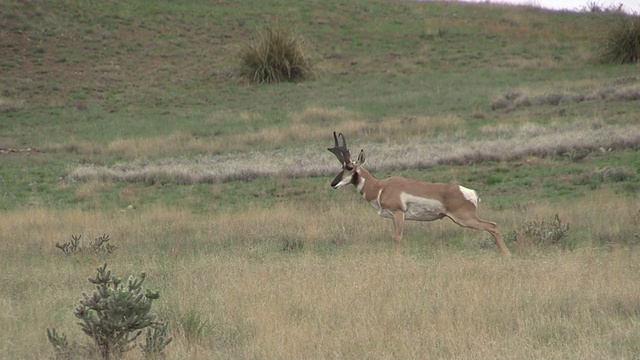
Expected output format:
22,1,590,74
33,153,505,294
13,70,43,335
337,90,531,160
459,185,479,208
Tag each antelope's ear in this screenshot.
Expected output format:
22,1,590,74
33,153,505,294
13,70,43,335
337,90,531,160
357,149,365,164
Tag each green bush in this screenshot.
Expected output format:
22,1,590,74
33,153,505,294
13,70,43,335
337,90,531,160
47,263,171,360
597,16,640,64
519,214,570,247
239,23,316,83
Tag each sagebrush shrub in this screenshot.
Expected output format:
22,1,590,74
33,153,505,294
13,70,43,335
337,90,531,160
519,214,570,247
239,24,316,83
597,16,640,64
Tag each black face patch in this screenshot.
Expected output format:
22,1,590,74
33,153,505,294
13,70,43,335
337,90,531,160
330,172,342,188
351,171,359,185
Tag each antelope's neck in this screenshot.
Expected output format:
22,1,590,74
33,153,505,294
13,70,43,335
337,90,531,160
355,167,380,202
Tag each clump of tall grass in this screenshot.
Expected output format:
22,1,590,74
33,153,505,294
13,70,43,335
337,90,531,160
597,16,640,64
238,23,316,83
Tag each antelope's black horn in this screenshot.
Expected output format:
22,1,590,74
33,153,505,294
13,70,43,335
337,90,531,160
328,131,349,164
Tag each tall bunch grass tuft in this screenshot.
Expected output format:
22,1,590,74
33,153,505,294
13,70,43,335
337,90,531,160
239,23,316,83
597,16,640,64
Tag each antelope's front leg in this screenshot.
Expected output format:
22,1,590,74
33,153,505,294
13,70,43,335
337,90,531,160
391,211,405,249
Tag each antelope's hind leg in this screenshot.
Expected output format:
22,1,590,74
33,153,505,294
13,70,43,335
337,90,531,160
391,210,405,250
446,213,511,256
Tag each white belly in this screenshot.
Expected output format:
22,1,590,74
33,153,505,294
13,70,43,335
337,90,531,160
401,193,446,221
369,192,446,221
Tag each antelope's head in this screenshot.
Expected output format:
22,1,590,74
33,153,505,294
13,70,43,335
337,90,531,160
327,132,365,189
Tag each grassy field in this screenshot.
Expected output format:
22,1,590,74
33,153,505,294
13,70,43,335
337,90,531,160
1,0,640,358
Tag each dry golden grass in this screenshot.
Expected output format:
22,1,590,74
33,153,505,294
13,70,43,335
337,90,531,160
491,81,640,111
107,131,214,158
2,191,640,359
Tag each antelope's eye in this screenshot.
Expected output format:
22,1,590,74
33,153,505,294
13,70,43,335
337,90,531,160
345,164,354,171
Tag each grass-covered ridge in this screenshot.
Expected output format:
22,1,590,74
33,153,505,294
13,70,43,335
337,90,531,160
2,0,640,358
1,0,635,148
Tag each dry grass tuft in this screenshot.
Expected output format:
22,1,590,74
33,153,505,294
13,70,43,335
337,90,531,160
238,23,316,83
597,16,640,64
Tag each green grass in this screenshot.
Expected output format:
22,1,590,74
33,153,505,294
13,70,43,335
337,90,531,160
1,1,636,147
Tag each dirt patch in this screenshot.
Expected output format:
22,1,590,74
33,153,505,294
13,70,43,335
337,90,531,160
0,147,41,155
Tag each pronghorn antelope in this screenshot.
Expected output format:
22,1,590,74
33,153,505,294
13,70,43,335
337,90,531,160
328,132,511,256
